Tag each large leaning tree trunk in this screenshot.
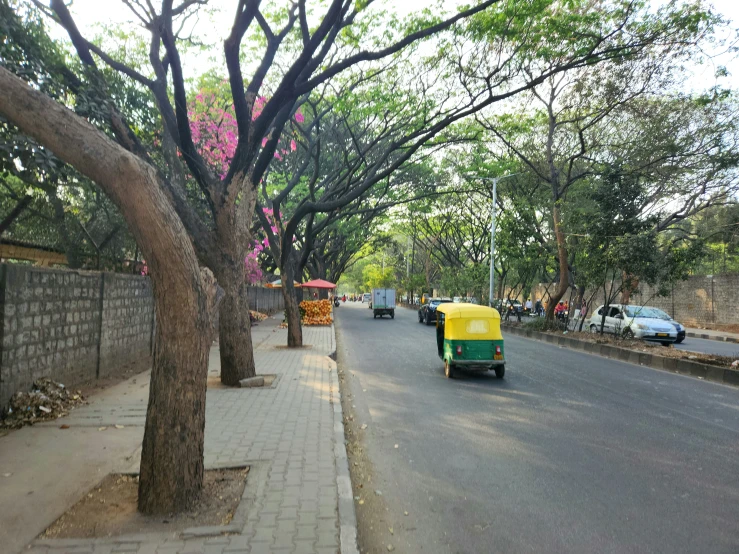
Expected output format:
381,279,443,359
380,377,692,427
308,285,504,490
0,67,218,514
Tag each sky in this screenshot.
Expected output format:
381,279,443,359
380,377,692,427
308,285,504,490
53,0,739,90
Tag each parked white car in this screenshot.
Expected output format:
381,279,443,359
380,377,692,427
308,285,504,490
589,304,678,345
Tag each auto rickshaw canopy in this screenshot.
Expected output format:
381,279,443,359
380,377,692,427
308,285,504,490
436,303,503,341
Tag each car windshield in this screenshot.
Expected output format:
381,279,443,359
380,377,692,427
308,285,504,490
623,306,671,319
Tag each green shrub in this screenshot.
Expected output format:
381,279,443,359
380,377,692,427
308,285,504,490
523,318,561,333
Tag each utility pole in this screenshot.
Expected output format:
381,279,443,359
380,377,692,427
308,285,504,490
406,237,410,277
466,173,520,307
489,178,497,308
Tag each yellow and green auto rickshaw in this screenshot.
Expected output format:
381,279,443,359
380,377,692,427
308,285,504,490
435,303,505,379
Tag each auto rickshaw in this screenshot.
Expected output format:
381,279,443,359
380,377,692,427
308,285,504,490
435,303,505,379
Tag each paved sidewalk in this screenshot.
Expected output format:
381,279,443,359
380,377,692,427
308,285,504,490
1,316,353,554
686,327,739,343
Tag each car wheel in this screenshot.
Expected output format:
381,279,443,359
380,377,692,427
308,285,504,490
390,311,394,319
623,328,635,339
495,365,505,379
660,341,671,347
418,312,423,323
590,324,598,334
444,359,454,379
425,314,430,326
675,338,684,344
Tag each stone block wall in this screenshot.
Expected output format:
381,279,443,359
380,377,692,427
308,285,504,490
0,265,154,407
0,262,289,407
526,274,739,329
0,265,103,406
631,274,739,328
99,273,155,378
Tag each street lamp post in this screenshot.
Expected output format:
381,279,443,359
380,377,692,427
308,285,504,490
466,173,520,307
489,177,498,308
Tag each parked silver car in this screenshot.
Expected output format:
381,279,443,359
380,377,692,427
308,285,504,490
589,304,678,345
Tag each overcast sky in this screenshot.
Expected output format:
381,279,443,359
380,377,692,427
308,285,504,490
57,0,739,90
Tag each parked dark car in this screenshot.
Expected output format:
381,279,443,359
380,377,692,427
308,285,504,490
418,298,453,325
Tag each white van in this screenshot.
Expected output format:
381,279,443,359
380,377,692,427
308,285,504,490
362,293,371,303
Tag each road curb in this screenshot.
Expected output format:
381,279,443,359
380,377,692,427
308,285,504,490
503,324,739,388
686,331,739,343
328,323,360,554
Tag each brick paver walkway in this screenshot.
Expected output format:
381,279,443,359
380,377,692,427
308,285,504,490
5,317,352,554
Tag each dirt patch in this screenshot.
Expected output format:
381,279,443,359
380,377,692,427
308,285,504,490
77,366,149,398
695,323,739,334
207,374,278,389
42,467,248,539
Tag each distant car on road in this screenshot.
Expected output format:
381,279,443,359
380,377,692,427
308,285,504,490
362,292,371,303
589,304,678,345
419,298,453,325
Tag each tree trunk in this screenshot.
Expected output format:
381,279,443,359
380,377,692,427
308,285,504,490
213,186,258,385
216,267,256,385
281,261,303,347
621,272,638,304
546,203,570,320
138,269,214,513
0,67,217,515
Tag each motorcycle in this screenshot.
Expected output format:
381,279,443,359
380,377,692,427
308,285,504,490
334,298,340,307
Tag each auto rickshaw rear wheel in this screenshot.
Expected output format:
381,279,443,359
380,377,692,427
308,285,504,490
495,365,505,379
444,359,454,379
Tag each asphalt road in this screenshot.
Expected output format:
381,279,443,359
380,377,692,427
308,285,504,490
674,337,739,358
335,302,739,554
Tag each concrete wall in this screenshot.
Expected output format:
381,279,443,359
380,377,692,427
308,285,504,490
0,265,103,406
0,263,288,407
525,273,739,329
630,274,739,328
99,273,155,378
0,265,154,407
247,286,287,314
